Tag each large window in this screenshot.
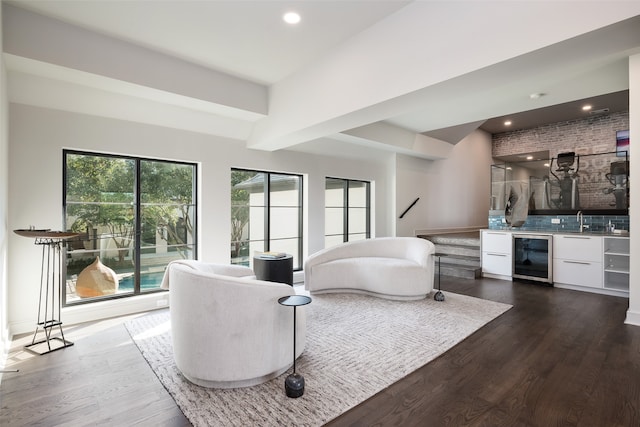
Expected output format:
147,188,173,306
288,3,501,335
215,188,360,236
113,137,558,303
325,178,371,248
231,169,303,270
64,151,197,305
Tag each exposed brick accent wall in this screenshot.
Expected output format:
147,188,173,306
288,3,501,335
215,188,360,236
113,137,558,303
492,111,629,159
492,111,630,210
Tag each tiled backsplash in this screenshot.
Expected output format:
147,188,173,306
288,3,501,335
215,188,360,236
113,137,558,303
488,213,629,233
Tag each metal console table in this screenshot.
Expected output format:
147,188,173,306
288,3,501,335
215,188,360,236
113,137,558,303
14,229,79,355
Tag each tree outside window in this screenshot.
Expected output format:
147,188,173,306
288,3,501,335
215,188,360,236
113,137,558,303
64,151,197,305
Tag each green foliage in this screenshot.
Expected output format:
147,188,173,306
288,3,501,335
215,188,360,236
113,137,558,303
230,170,255,256
66,154,195,260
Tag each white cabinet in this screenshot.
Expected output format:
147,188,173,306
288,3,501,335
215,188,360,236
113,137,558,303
553,235,602,289
603,237,629,292
481,230,512,278
480,231,628,296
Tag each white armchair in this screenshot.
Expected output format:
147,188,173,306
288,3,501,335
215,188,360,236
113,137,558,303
304,237,435,300
162,260,306,389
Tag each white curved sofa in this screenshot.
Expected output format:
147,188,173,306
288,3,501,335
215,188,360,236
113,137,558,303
162,260,306,389
304,237,435,300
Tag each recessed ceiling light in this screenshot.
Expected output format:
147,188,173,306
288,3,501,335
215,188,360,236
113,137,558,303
526,155,533,160
582,104,592,111
544,163,550,167
504,120,512,126
529,93,545,99
283,11,301,24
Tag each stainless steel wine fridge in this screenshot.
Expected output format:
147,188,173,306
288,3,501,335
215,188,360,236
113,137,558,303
512,234,553,285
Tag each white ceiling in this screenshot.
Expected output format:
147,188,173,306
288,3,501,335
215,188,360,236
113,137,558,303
4,1,640,158
8,0,411,85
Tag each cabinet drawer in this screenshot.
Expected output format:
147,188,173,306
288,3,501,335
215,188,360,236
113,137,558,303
553,259,602,288
482,251,512,276
553,235,601,262
482,231,512,255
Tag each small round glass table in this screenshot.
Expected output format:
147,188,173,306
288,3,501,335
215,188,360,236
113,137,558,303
278,295,312,398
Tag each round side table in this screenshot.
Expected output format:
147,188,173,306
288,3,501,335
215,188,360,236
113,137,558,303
278,295,311,398
254,254,293,285
434,253,447,302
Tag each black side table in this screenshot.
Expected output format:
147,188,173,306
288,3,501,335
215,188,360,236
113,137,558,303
434,253,447,302
254,254,293,285
278,295,311,398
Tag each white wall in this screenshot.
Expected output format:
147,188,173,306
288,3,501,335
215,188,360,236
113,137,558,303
396,129,493,236
7,104,393,334
0,3,10,365
627,53,640,326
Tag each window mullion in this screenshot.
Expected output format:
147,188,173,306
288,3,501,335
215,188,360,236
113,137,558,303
134,159,142,294
298,177,303,264
265,173,270,252
366,182,371,239
343,180,349,242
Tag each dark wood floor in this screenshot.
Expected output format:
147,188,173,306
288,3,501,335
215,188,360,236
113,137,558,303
328,277,640,427
2,277,639,426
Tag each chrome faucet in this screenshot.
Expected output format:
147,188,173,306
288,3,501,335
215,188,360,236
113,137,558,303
577,210,589,232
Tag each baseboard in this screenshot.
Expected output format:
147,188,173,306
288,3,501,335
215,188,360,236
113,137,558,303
9,292,170,336
414,226,485,236
554,283,629,299
482,272,512,281
625,308,640,326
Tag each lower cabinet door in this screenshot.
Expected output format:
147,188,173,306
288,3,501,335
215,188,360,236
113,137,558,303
482,252,512,276
553,259,602,288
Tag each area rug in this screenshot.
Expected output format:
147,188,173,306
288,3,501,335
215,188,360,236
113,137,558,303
125,292,511,426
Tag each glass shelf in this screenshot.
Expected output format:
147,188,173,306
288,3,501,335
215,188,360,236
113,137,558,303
604,267,630,274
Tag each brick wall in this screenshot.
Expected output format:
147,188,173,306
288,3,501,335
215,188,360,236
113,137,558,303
492,111,630,210
492,111,629,159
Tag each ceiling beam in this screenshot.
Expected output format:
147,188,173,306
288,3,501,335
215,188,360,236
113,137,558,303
247,2,640,154
2,3,268,119
340,122,453,160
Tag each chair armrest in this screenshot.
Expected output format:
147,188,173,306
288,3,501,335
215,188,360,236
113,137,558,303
161,260,255,289
207,264,255,278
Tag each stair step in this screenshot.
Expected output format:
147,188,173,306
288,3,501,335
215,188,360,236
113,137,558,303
435,263,481,280
435,255,480,268
434,244,480,258
420,233,482,279
419,232,480,247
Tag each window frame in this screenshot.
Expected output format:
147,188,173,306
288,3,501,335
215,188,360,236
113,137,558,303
325,177,371,245
231,168,304,270
63,150,198,306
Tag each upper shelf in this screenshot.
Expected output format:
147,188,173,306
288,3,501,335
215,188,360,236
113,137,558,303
14,229,79,239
